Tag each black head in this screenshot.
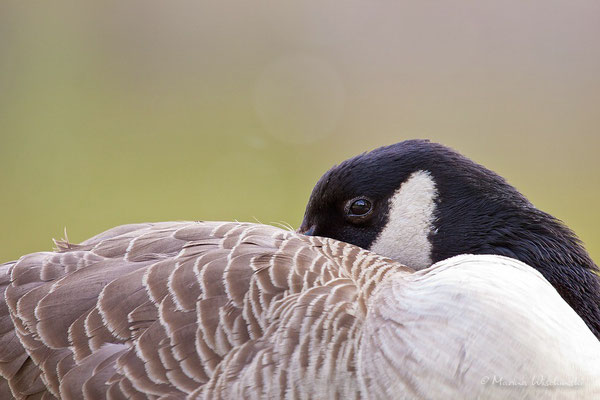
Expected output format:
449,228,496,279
300,139,531,267
299,139,600,337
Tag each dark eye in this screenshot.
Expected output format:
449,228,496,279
349,199,371,215
344,197,374,223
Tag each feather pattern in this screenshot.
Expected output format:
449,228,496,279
1,221,599,399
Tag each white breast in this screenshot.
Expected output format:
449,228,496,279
359,254,600,399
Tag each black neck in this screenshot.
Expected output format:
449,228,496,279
433,206,600,339
503,229,600,339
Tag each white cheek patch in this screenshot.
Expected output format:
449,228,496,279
370,170,438,270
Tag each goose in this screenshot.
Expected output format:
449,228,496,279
299,140,600,338
0,139,598,399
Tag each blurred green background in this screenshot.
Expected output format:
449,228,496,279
1,1,599,263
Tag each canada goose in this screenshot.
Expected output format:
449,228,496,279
1,140,599,399
299,140,600,339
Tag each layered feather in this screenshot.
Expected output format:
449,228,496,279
1,221,599,399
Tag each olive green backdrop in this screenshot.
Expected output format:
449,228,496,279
1,1,599,263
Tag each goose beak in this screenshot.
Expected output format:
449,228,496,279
297,224,316,236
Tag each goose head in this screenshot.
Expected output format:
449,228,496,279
299,139,600,338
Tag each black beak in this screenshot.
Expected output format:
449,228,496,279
297,224,316,236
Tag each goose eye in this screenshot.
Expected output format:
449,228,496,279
348,198,372,216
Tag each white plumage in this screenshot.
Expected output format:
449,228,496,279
360,254,600,399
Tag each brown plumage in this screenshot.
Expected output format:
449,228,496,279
0,221,402,399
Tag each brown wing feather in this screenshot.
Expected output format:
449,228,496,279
0,221,401,399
